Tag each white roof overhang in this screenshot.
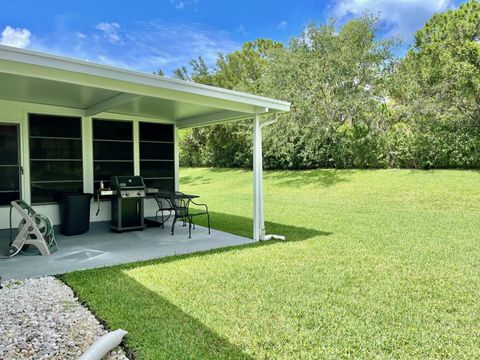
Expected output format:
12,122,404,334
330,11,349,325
0,45,290,128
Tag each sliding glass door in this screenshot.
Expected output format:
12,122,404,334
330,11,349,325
0,124,21,205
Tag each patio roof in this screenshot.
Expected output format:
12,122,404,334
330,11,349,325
0,45,289,242
0,45,290,128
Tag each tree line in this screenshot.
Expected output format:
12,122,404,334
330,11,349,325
163,0,479,169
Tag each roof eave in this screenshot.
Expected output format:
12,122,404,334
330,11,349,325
0,45,291,113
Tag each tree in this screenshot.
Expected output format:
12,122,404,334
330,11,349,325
391,0,480,125
178,17,396,169
175,39,283,167
261,16,396,168
153,69,164,76
173,57,213,84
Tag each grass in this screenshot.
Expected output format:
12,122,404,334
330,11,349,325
63,168,480,359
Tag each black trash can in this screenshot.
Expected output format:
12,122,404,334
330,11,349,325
60,193,93,236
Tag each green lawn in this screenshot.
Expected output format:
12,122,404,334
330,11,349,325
63,168,480,359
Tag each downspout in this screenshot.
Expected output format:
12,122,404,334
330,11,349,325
253,113,286,241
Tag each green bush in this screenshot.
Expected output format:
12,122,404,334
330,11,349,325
384,123,415,168
181,120,480,170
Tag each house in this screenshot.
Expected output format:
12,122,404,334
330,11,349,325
0,44,290,241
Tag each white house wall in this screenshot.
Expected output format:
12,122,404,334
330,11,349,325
0,98,177,230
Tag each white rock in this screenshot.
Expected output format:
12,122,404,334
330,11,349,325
0,277,129,360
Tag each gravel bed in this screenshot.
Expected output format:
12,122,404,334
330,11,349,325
0,276,129,360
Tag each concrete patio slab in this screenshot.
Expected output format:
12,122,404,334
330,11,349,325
0,220,252,280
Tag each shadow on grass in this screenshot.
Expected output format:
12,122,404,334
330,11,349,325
62,269,254,360
180,174,213,186
208,168,250,174
181,167,353,188
263,169,355,187
181,168,251,187
60,212,329,358
404,169,480,175
193,211,331,241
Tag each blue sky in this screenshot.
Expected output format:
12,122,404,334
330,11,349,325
0,0,465,75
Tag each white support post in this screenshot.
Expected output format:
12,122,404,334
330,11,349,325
258,128,265,241
253,113,265,241
133,120,140,176
252,113,286,242
82,116,94,194
174,126,180,191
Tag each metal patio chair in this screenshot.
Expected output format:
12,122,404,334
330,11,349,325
153,192,175,228
187,198,210,236
154,191,210,238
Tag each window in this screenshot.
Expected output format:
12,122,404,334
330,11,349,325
29,114,83,203
0,124,21,205
93,119,134,190
139,122,175,192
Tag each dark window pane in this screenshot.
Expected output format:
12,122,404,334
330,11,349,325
31,182,82,203
0,191,20,205
139,122,174,142
93,120,132,140
30,138,82,159
140,161,174,178
144,178,174,192
140,142,174,160
29,114,83,204
93,120,134,186
30,161,82,181
0,125,19,165
0,125,20,204
93,141,133,161
29,114,81,138
0,166,20,191
138,123,175,190
94,161,134,182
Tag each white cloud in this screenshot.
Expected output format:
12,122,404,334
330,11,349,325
170,0,199,10
95,22,122,44
75,32,87,40
29,20,239,75
0,26,31,48
332,0,454,40
277,20,288,30
236,24,248,36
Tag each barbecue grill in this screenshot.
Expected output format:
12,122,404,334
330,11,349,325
110,176,146,232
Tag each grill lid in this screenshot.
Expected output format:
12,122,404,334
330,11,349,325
110,176,146,190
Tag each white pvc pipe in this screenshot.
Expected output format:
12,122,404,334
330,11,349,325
78,329,128,360
264,234,286,241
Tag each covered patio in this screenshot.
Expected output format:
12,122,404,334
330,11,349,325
0,45,289,237
0,220,251,280
0,44,289,280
